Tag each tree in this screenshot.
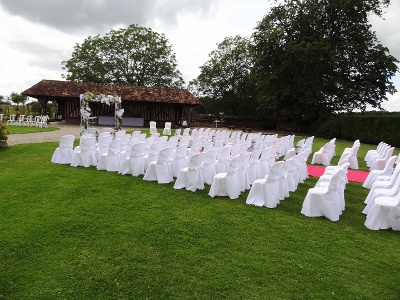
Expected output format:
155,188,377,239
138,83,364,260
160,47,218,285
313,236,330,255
253,0,399,130
9,92,28,112
188,35,257,117
62,24,184,88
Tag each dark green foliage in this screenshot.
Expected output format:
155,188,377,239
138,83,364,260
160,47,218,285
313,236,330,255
188,36,257,118
253,0,398,130
62,24,184,88
313,113,400,147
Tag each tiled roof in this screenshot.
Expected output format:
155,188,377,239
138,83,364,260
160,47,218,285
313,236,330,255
22,79,199,105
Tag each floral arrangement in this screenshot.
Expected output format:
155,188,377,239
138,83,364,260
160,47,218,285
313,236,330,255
0,122,9,148
80,92,124,134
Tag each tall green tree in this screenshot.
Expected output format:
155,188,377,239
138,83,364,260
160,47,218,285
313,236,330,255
253,0,398,130
62,24,185,88
9,92,28,112
188,35,257,117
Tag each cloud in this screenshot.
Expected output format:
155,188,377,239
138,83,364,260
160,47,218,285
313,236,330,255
369,1,400,61
0,0,216,35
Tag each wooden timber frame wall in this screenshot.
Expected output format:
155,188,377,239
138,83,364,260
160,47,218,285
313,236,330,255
59,99,189,127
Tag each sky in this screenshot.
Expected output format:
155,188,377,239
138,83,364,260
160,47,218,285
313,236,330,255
0,0,399,111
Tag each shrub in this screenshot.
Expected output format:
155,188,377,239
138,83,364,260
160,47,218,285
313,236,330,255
0,122,8,148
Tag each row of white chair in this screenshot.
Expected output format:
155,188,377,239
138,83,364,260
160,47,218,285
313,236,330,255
363,155,400,230
311,138,336,166
6,114,49,128
365,142,395,170
51,129,301,200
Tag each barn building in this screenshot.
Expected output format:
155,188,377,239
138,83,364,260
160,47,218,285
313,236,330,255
22,79,199,127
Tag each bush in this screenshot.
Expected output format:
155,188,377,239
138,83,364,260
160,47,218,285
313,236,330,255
313,117,342,139
0,122,9,148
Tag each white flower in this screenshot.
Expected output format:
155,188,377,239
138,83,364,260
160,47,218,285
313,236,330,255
116,108,124,117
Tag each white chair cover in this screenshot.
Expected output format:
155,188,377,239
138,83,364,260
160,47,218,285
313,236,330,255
301,167,347,221
201,148,219,185
363,156,397,189
119,142,146,176
370,147,395,170
144,142,165,170
95,133,113,161
209,155,241,199
170,145,189,177
364,193,400,230
215,145,233,174
246,161,283,208
174,153,205,192
311,143,332,166
97,139,122,172
163,122,172,135
237,152,251,192
51,135,75,164
247,149,261,184
149,121,157,134
71,136,97,167
363,171,400,215
143,146,174,183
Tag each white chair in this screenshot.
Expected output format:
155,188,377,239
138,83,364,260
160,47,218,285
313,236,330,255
16,115,25,126
170,144,189,178
24,115,34,127
370,147,395,171
163,122,172,135
37,115,49,128
174,153,205,192
119,142,146,176
364,193,400,230
174,128,181,136
143,146,174,184
33,115,41,127
95,133,113,161
51,135,75,164
246,161,284,208
144,142,165,170
200,148,219,185
149,121,157,134
363,171,400,215
237,152,251,192
365,142,386,162
215,145,233,174
347,145,360,170
300,167,347,221
209,155,241,200
6,114,16,125
311,143,332,166
363,156,397,189
71,136,97,167
97,139,122,172
247,149,262,184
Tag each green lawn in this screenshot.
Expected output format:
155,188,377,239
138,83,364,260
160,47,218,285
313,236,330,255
0,137,399,299
5,125,59,134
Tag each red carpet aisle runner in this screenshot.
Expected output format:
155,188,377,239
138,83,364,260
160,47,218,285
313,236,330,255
307,165,369,183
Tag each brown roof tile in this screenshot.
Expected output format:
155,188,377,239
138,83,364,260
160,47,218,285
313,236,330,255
22,79,199,105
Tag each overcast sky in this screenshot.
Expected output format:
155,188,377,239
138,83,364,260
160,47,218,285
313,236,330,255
0,0,399,111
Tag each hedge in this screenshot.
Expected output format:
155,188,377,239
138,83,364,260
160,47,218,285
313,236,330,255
314,114,400,147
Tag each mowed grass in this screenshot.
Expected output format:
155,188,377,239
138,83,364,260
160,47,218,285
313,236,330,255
0,137,399,299
5,125,59,134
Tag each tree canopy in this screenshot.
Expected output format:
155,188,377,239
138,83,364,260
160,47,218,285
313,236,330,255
188,35,257,117
252,0,398,129
62,24,184,89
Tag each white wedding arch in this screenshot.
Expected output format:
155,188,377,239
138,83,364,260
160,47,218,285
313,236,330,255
80,92,124,134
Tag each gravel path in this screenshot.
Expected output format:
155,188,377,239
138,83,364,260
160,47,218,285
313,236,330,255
7,123,83,146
